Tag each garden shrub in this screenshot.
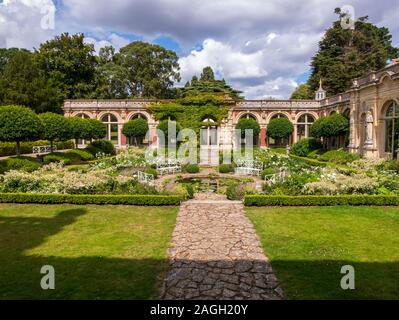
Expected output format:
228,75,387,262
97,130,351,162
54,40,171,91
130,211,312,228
244,195,399,206
378,160,399,173
291,138,322,157
183,183,194,199
43,153,74,165
122,118,149,145
261,168,276,180
227,184,257,200
164,185,191,200
0,193,182,206
43,153,72,165
0,140,74,157
184,164,200,174
85,145,102,156
0,157,41,173
113,179,158,195
226,184,243,200
289,154,328,167
218,164,233,174
65,149,94,161
310,114,349,139
86,140,116,156
319,150,360,164
267,118,294,140
144,168,158,179
235,118,261,138
307,149,326,159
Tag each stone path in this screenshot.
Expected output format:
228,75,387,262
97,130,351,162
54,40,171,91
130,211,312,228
161,193,284,300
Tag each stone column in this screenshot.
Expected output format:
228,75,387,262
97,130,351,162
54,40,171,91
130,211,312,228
348,113,355,150
260,127,267,149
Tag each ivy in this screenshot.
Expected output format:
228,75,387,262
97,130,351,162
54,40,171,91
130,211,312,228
149,94,230,136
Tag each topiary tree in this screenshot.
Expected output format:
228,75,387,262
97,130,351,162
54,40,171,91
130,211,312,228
85,119,107,141
0,105,43,155
310,114,349,149
39,112,73,150
157,120,181,146
68,117,88,146
267,118,294,145
122,118,149,146
235,118,261,141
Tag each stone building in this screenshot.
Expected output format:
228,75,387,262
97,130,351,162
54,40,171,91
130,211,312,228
63,61,399,159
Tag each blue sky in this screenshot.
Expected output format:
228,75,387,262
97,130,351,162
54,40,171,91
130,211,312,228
1,0,398,99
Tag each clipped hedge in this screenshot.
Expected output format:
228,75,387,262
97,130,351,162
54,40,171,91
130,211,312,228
0,193,182,206
289,154,328,167
0,140,74,157
244,195,399,206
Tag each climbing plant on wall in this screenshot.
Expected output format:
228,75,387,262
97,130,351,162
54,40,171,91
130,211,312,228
149,93,232,137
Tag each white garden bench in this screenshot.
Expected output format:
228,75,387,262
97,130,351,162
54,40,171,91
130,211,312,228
137,171,155,186
235,160,264,176
156,159,182,176
32,145,57,154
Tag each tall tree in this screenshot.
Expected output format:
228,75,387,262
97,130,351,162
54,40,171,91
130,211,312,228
307,10,399,96
0,50,61,113
34,33,97,101
200,66,215,81
180,66,242,100
117,41,180,98
39,113,73,150
290,84,312,100
0,48,30,73
0,106,43,155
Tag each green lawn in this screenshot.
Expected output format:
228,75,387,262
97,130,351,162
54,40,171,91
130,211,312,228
246,206,399,300
0,204,178,299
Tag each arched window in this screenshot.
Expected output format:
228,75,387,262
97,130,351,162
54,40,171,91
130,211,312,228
241,113,257,121
271,113,287,120
201,118,218,146
101,114,119,144
384,101,399,157
297,114,315,141
130,113,148,121
75,113,90,119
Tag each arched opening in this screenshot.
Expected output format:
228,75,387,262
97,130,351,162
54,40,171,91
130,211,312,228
200,118,218,147
384,101,399,159
126,114,149,146
101,113,119,145
342,108,351,148
130,113,148,121
271,113,287,120
237,114,260,147
268,114,291,147
359,113,367,155
297,114,315,141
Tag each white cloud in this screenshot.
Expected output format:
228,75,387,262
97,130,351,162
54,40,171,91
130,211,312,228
2,0,399,99
179,31,321,98
0,0,56,49
84,33,130,53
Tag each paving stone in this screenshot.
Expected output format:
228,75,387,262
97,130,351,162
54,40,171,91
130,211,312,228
161,193,284,300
